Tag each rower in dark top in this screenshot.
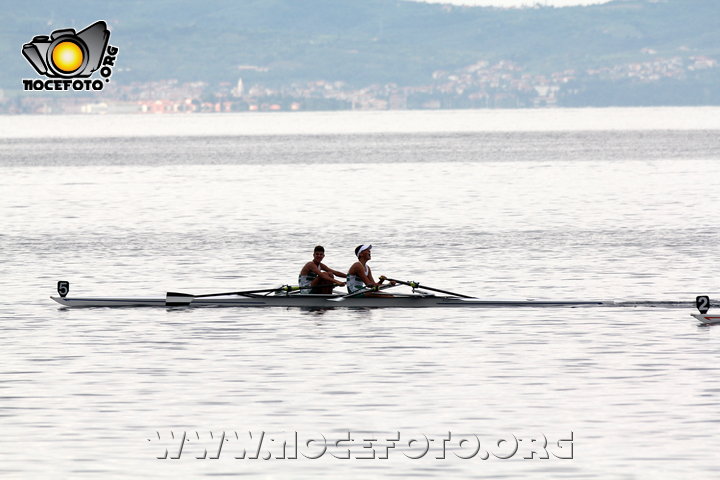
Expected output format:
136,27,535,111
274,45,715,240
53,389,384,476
298,245,346,294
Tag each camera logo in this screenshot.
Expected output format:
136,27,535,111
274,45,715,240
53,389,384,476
22,20,119,91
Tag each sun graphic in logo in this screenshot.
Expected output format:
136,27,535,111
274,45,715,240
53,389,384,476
51,41,84,73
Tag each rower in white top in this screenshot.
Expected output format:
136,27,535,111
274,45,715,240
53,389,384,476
346,244,395,295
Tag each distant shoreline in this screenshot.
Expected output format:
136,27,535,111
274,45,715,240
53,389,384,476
2,106,720,139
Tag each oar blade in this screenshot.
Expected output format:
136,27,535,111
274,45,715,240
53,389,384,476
166,292,194,307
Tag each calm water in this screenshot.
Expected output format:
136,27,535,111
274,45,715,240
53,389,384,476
1,109,720,479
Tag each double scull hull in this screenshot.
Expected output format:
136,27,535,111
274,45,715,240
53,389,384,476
51,294,612,309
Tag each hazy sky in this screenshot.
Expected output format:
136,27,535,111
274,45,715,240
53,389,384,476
418,0,612,7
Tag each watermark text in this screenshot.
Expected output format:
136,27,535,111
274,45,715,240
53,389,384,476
147,430,574,461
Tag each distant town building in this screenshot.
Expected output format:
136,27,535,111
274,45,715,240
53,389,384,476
2,53,718,114
232,78,244,97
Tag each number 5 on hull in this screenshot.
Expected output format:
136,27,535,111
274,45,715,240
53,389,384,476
57,281,70,298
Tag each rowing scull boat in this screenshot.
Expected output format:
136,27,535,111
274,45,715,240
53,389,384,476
49,282,717,310
50,293,611,309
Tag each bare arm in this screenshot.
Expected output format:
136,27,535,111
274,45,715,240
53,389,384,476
350,263,379,287
320,263,347,278
310,262,345,285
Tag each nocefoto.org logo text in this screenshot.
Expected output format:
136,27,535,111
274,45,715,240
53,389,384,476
21,20,119,91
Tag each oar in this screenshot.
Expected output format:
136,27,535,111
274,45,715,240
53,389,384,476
381,278,473,298
327,283,397,302
166,286,295,306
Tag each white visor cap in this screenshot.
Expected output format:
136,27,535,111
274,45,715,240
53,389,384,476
356,244,372,257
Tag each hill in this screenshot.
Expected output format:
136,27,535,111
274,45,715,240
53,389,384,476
2,0,719,106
